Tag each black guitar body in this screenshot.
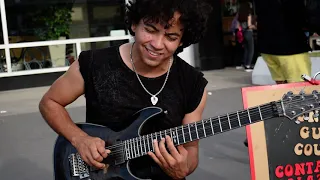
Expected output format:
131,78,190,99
54,107,166,180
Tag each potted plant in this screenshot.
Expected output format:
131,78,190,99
33,5,73,67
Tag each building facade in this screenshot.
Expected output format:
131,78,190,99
0,0,238,91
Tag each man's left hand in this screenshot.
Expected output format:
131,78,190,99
148,135,189,179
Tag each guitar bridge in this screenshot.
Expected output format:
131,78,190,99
68,153,90,179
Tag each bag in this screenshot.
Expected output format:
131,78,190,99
305,0,320,33
236,26,244,44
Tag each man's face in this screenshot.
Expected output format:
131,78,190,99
131,12,184,67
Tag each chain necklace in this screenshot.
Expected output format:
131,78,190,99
129,42,172,106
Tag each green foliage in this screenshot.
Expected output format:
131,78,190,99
33,6,73,40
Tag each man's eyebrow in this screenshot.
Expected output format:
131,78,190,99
145,23,159,31
165,28,184,37
165,32,181,37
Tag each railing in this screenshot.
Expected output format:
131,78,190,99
0,35,132,78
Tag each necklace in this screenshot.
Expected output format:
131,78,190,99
129,42,172,106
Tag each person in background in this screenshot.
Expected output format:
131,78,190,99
230,13,245,70
244,0,312,148
253,0,311,84
237,2,256,72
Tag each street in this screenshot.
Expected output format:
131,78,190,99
0,68,253,180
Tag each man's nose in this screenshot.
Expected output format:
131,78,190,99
150,35,165,50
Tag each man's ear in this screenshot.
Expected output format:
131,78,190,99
131,24,137,33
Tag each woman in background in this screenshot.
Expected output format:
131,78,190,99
238,2,256,72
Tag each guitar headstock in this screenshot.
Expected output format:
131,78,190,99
281,90,319,124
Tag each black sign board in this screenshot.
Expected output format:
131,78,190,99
243,82,320,180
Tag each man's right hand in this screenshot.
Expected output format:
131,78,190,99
72,135,111,169
38,59,111,169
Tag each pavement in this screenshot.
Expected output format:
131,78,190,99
0,67,254,180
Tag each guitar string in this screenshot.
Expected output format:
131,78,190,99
108,100,320,158
116,108,319,159
104,97,319,153
104,105,273,149
104,108,277,158
76,97,319,162
76,108,272,165
110,111,278,159
87,106,319,163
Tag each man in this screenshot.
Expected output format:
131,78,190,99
39,0,212,179
253,0,312,84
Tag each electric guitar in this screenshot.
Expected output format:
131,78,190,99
53,90,320,180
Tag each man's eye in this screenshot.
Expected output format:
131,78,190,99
167,36,177,41
145,28,155,32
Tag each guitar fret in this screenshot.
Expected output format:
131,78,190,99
136,138,140,156
176,127,180,145
188,124,192,141
132,139,137,158
130,139,134,158
124,141,129,159
155,132,158,141
237,111,241,127
129,140,133,159
182,125,186,143
129,140,132,159
143,136,146,154
170,128,176,144
195,122,199,139
247,109,252,123
159,131,162,139
258,106,263,119
218,116,222,132
124,140,127,159
210,118,214,134
227,113,232,129
139,137,143,155
164,130,167,138
147,134,150,152
151,134,155,152
202,120,206,137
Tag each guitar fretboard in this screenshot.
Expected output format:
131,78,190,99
122,102,278,160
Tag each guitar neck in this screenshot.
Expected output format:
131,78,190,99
123,101,279,160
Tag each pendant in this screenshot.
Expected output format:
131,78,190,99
151,95,158,105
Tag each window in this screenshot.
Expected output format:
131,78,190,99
0,0,130,75
5,0,127,42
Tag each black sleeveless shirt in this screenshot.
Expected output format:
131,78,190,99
78,45,208,179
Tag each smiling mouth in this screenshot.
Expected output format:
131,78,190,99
145,47,162,56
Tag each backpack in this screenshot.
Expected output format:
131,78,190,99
305,0,320,33
236,26,244,44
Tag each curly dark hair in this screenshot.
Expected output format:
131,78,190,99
125,0,213,54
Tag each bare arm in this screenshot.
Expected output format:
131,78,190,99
248,15,256,29
182,89,207,174
39,60,87,143
39,59,109,168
